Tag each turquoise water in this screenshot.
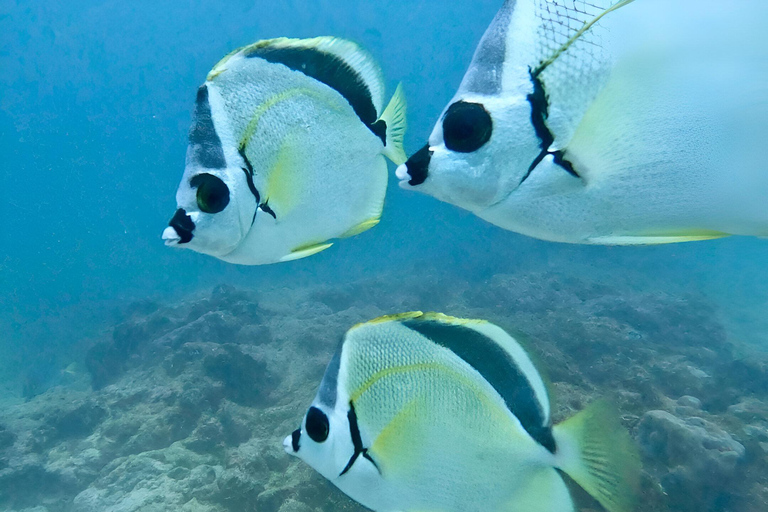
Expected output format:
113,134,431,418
1,1,768,511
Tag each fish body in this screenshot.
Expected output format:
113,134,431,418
398,0,768,245
164,37,406,264
285,312,639,512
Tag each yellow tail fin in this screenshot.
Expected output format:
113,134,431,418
380,83,407,165
552,401,640,512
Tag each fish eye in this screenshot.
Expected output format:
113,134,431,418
191,173,230,214
305,406,329,443
442,100,493,153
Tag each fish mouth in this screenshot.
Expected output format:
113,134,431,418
283,430,300,454
396,144,432,187
164,208,195,245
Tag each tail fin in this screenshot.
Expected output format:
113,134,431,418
552,401,640,512
379,83,407,165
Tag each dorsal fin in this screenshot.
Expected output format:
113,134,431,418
458,1,636,151
458,0,517,96
530,0,636,148
399,313,556,453
532,0,636,78
240,37,386,129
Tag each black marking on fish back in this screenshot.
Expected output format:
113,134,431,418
370,119,387,145
189,85,227,169
317,340,343,408
520,68,580,185
402,319,556,453
340,402,380,476
246,45,381,138
462,0,516,95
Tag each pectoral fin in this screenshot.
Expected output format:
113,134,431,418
338,217,380,238
280,242,333,262
369,394,427,477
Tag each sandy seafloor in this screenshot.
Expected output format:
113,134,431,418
1,264,767,512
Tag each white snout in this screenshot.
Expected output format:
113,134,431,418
395,163,409,182
162,226,181,246
283,434,295,454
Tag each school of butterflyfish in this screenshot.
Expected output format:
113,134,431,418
162,0,767,510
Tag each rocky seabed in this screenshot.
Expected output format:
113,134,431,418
1,272,767,512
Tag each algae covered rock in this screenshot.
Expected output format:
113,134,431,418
2,277,768,512
638,410,746,510
202,345,276,407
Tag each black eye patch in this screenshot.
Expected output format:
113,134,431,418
442,100,493,153
191,173,230,214
305,406,330,443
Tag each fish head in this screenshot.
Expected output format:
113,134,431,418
163,165,256,258
163,83,259,259
396,94,537,212
284,403,354,481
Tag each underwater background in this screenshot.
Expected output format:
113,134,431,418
1,0,768,511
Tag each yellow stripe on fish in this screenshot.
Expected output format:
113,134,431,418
239,87,348,152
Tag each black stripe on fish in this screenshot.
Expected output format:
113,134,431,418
461,0,516,95
317,340,343,408
245,45,384,142
259,201,276,219
402,319,557,454
189,85,227,169
340,401,380,476
237,146,267,224
519,67,580,186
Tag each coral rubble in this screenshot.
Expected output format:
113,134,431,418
0,275,766,512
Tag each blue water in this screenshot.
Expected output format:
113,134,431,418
3,0,766,375
1,1,768,510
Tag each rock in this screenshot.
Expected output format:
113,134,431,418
650,359,712,397
0,461,72,509
4,278,768,512
46,400,106,440
71,446,223,512
215,467,265,508
184,419,224,455
0,425,16,450
638,410,746,510
202,345,274,407
728,398,768,423
677,395,702,409
256,488,293,511
236,324,272,346
278,499,314,512
84,341,124,390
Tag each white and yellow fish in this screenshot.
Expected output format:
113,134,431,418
397,0,768,245
285,312,639,512
163,37,406,264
